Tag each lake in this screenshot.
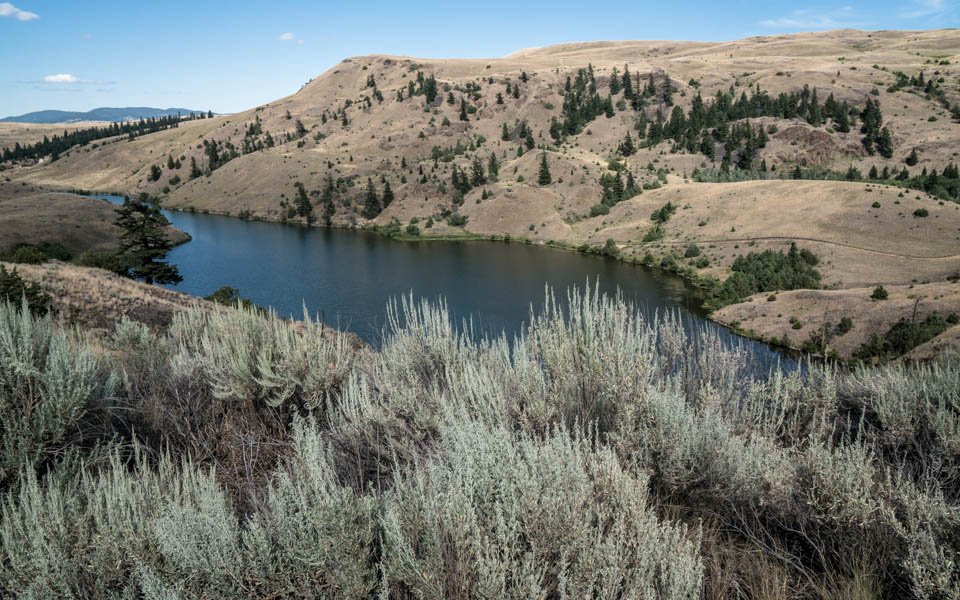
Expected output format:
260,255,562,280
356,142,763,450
99,195,792,366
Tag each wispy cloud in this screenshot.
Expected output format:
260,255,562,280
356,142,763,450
278,32,296,41
43,73,79,83
901,0,951,18
0,2,38,20
760,5,861,29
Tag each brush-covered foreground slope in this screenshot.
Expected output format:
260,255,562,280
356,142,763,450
1,288,959,598
7,29,960,355
5,260,365,348
0,181,189,256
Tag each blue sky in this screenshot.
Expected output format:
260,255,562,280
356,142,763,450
1,0,957,117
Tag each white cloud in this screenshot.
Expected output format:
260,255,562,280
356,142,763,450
901,0,950,18
0,2,38,20
43,73,79,83
760,6,860,29
278,32,296,41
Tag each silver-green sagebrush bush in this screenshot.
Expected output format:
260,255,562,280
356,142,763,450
0,298,116,489
0,290,958,598
380,418,702,599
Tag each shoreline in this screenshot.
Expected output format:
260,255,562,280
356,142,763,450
55,187,958,361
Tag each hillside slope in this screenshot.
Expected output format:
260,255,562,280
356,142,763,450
5,29,960,357
0,182,189,256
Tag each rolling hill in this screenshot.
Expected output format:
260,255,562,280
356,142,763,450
3,28,960,358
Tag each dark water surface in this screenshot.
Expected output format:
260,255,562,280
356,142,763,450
98,195,792,366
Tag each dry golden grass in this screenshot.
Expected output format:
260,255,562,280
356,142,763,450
0,121,106,151
7,260,207,331
584,179,960,288
713,281,960,358
6,261,365,351
0,181,188,255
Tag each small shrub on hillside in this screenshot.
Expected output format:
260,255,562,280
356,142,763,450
871,285,889,300
602,238,620,257
589,203,609,217
75,250,132,276
642,225,664,242
684,243,701,258
855,312,953,360
651,201,676,224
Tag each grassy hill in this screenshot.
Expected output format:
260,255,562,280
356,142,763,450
0,181,189,257
4,28,960,358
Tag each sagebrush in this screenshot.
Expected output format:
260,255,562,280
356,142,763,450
0,288,957,599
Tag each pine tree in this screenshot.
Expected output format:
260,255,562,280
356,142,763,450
622,65,633,100
424,74,438,103
113,197,182,285
609,66,621,95
538,152,552,185
877,127,893,159
496,92,504,105
618,132,636,156
501,123,510,141
321,175,335,226
869,165,879,179
459,99,469,121
512,84,520,99
487,153,499,179
381,180,394,208
363,178,380,219
189,156,201,179
471,156,486,187
447,92,456,105
905,147,919,166
294,182,312,219
166,154,175,169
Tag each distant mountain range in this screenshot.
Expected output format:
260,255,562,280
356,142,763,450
0,107,211,124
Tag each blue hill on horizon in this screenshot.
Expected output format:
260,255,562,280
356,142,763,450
0,107,213,124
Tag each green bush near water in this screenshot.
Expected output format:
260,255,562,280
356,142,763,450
713,243,821,307
0,289,958,598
